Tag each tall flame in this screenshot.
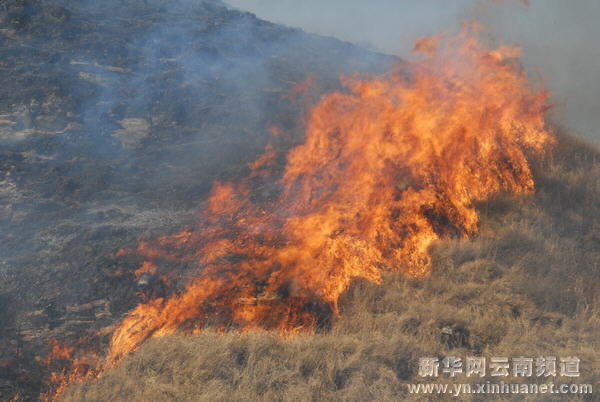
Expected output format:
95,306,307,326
107,27,554,363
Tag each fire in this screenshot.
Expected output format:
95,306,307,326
103,27,554,363
38,338,101,401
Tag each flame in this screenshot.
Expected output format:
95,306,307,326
38,338,101,401
43,338,75,363
101,28,554,363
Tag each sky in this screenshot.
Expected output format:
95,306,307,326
225,0,600,144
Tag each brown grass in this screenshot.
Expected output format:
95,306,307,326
62,132,600,401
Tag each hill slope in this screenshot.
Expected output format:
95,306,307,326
1,1,598,401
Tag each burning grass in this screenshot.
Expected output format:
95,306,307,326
104,26,555,365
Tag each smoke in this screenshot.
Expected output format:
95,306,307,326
225,0,600,144
0,0,395,340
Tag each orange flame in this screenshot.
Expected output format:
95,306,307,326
39,338,101,401
106,28,554,363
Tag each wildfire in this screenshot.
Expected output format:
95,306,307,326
104,28,555,362
103,26,555,364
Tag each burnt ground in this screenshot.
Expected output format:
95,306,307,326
0,0,396,398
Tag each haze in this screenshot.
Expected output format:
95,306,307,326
226,0,600,144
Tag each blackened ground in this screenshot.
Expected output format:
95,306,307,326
0,0,396,399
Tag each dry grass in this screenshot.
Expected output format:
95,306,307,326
63,133,600,401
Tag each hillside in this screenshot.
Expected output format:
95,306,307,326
1,1,599,401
